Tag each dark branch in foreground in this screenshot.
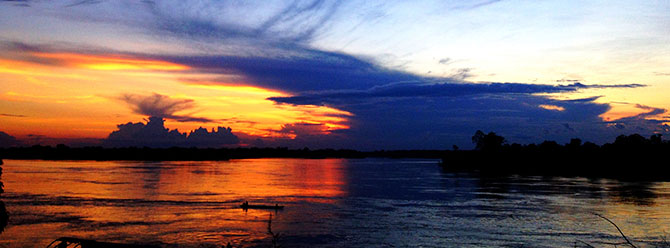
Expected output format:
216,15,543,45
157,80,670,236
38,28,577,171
595,214,638,248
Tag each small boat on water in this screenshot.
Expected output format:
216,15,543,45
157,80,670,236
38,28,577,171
240,201,284,210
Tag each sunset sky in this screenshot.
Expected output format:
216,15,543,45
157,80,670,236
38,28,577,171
1,0,669,149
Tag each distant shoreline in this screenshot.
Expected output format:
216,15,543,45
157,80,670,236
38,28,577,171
3,132,669,181
0,146,445,161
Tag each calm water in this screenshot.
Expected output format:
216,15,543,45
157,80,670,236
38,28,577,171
1,158,670,247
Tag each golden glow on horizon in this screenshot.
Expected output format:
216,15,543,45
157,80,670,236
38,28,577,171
177,80,353,138
538,85,670,123
0,51,352,142
32,52,190,71
2,48,668,143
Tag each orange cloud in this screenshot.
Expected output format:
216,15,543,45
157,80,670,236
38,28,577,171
31,52,189,71
538,104,565,111
0,50,355,143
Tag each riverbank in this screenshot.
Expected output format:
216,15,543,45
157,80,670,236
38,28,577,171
0,146,445,161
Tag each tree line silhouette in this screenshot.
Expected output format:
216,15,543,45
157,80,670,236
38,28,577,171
0,145,447,161
442,130,670,180
2,131,669,180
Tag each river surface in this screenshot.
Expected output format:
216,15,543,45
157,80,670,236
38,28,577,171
1,158,670,247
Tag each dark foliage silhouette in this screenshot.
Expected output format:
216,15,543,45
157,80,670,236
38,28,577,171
472,130,506,151
443,131,670,180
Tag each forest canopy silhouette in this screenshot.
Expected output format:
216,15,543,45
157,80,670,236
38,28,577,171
441,130,670,180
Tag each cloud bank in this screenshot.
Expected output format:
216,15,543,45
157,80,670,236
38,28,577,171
104,117,238,148
0,131,20,148
1,1,667,149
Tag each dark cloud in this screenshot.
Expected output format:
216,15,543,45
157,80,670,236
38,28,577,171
604,104,669,133
159,49,643,95
104,117,238,148
450,68,473,80
274,122,330,138
162,49,422,93
105,117,186,148
438,58,451,65
0,1,658,151
562,123,575,132
268,82,645,106
65,0,103,8
452,0,503,10
4,39,656,149
556,79,581,83
118,93,213,123
232,122,349,149
331,94,614,149
187,127,239,147
0,113,27,117
264,81,663,149
149,0,342,44
0,131,20,148
1,0,30,7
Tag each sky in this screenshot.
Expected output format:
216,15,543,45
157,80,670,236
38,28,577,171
0,0,669,150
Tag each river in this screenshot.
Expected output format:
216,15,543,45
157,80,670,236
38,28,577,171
0,158,669,247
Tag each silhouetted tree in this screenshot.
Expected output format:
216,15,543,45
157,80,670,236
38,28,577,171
614,134,647,146
539,140,560,152
472,130,506,151
567,138,582,148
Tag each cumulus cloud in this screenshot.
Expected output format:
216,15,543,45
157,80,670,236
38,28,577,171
104,117,239,148
118,93,213,123
187,127,239,147
0,131,20,148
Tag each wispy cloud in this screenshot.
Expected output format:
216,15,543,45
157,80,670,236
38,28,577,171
0,113,27,117
117,93,213,123
268,82,645,106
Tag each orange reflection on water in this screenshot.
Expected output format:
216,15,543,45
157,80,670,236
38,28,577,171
155,159,347,202
0,159,347,247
